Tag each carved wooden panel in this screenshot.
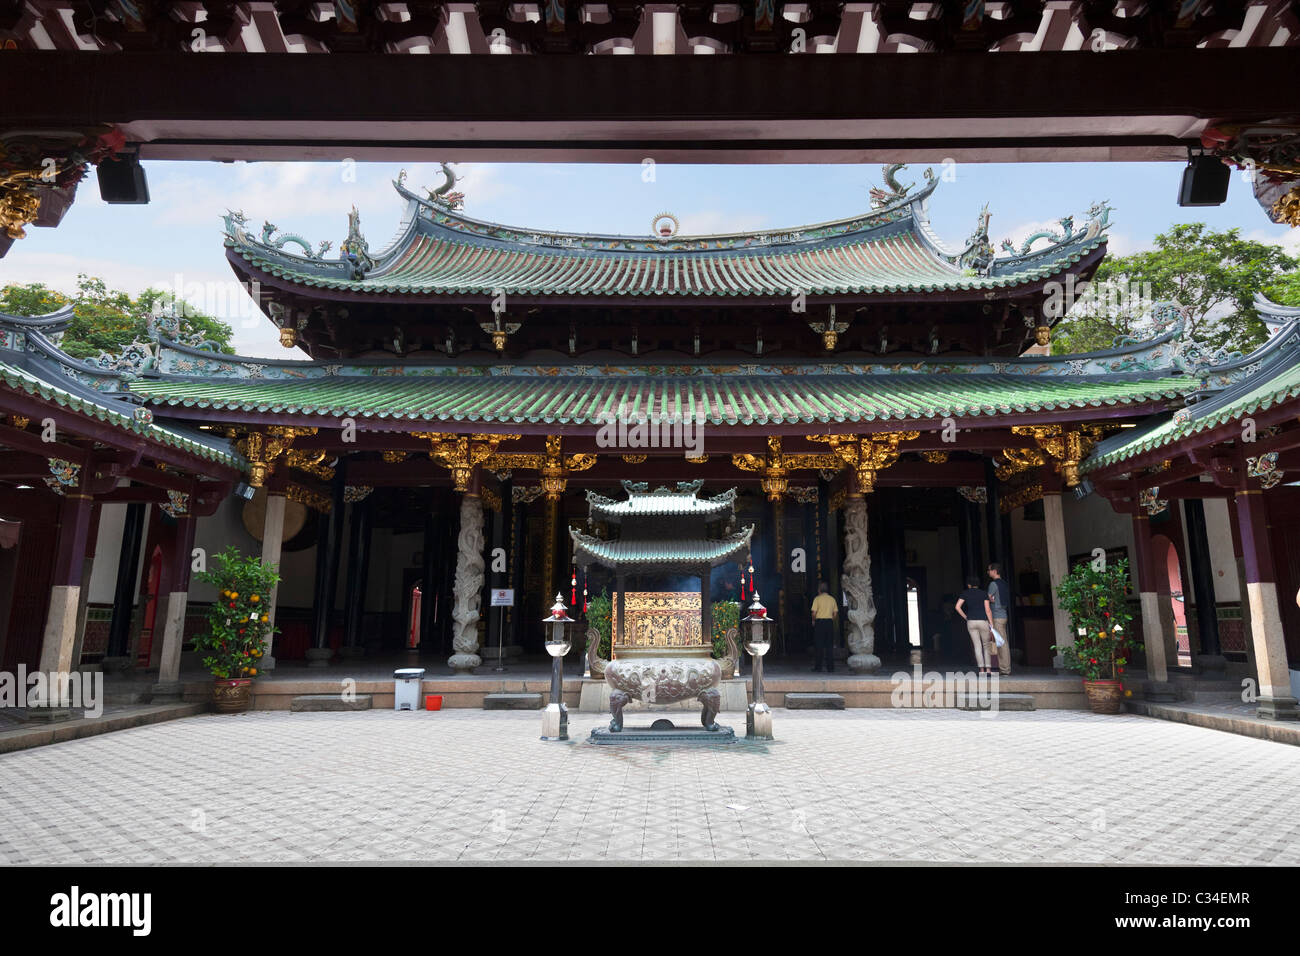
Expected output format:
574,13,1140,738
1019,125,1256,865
613,591,704,648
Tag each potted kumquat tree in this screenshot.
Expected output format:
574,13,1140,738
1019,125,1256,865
1052,557,1141,714
194,547,280,713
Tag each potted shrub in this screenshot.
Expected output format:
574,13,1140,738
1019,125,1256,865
193,546,280,713
1051,557,1142,714
711,600,741,679
585,590,613,677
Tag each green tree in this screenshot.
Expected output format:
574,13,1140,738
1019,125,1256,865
1053,224,1297,357
0,274,234,361
1265,268,1300,307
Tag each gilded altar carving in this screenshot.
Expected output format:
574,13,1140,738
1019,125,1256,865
613,591,705,649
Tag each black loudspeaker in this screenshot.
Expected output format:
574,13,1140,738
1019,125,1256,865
97,154,151,204
1178,154,1230,207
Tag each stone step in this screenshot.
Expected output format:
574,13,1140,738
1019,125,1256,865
484,692,544,710
956,693,1035,712
784,693,845,710
104,691,152,706
290,694,372,712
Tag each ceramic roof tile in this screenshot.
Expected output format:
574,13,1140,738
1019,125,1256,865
129,372,1187,426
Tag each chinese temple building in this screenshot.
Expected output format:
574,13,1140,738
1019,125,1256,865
2,165,1299,720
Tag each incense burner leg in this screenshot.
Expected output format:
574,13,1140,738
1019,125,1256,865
609,690,631,732
699,688,720,731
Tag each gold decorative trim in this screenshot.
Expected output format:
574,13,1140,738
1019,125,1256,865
285,483,331,513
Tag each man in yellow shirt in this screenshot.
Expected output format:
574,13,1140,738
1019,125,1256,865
810,581,839,673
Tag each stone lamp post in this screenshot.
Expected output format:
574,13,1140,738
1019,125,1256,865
541,593,574,741
743,591,774,740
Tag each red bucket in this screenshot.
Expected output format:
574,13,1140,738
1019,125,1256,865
425,694,443,711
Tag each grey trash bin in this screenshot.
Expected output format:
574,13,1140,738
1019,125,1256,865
394,667,426,711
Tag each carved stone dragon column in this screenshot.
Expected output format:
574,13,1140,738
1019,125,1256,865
449,492,486,674
842,492,879,674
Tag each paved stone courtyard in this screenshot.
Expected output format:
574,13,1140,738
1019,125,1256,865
2,708,1299,864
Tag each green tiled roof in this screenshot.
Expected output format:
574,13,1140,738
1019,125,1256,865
1084,359,1300,472
570,526,753,570
225,180,1108,300
0,361,244,469
235,229,1102,298
130,372,1187,426
588,486,737,520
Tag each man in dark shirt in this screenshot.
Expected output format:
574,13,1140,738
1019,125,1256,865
955,576,994,674
987,563,1011,676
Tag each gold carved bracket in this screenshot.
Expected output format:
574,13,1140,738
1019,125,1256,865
414,432,520,492
806,431,920,496
731,436,841,501
1011,424,1114,488
237,426,318,487
483,435,594,500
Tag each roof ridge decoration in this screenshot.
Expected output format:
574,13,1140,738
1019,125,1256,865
1082,303,1300,473
222,165,1112,297
1257,291,1300,330
391,163,938,254
2,302,229,395
411,163,465,211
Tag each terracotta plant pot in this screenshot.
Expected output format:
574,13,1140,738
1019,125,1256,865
212,677,253,713
1084,679,1124,714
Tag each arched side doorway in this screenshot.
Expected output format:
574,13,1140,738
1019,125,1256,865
1152,534,1192,669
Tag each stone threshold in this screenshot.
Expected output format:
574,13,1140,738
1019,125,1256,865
0,702,205,755
1125,699,1300,747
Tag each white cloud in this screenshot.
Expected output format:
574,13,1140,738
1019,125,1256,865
1245,226,1300,257
0,250,232,299
675,210,769,236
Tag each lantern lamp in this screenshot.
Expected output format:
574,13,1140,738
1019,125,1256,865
541,593,574,741
742,591,774,739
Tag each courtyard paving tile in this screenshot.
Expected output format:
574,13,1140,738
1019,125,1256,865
1,708,1298,864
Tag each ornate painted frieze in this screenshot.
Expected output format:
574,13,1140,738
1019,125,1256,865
160,490,190,518
1138,487,1168,516
47,458,80,487
1246,452,1285,490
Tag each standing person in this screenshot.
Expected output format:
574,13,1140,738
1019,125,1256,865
987,563,1012,676
810,581,839,673
955,576,994,675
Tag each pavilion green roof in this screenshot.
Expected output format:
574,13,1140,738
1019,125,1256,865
128,370,1187,426
588,484,737,521
0,360,244,468
570,526,753,571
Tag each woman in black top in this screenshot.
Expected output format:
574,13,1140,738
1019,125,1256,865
955,576,994,675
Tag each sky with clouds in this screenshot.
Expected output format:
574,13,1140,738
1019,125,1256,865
2,159,1295,357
